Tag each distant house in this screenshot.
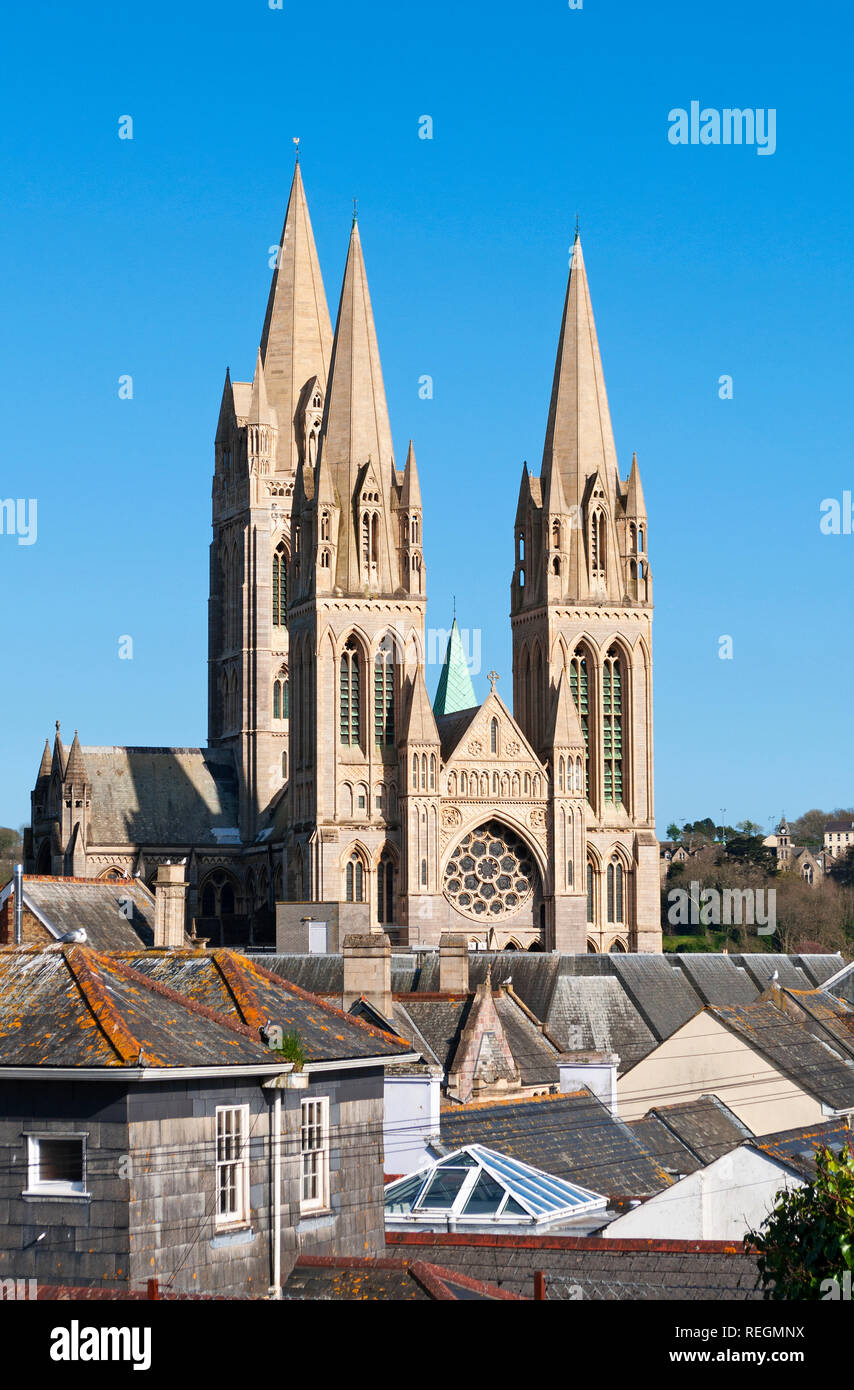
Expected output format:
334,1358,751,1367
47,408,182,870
618,984,854,1134
604,1119,851,1242
0,944,415,1295
0,874,156,948
763,819,829,881
825,819,854,860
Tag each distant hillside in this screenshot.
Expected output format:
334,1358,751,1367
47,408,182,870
0,827,23,890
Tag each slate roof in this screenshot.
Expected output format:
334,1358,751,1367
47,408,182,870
732,953,818,992
0,946,412,1070
670,954,758,1007
628,1096,752,1176
779,988,854,1061
434,708,480,763
79,746,239,846
710,1000,854,1112
392,991,562,1086
747,1120,853,1180
21,877,154,949
119,950,413,1064
608,955,704,1041
0,946,274,1068
543,975,656,1071
386,1234,764,1300
435,1090,674,1198
281,1255,523,1301
797,953,845,986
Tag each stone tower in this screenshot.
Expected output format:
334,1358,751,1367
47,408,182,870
510,233,659,950
208,159,333,840
284,214,426,925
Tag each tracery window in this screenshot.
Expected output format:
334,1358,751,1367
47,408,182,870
602,647,623,805
607,857,625,924
569,650,590,798
377,852,395,924
345,852,365,903
273,542,288,627
340,640,361,746
443,820,537,921
374,638,395,745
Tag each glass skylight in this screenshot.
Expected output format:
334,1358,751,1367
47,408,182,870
384,1145,607,1228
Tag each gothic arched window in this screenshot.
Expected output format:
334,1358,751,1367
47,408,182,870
345,852,365,903
570,649,590,799
374,638,396,745
377,852,395,925
586,860,595,924
429,755,436,790
603,648,623,805
607,857,625,924
273,541,288,627
590,508,606,580
490,718,499,754
412,753,418,788
340,640,361,746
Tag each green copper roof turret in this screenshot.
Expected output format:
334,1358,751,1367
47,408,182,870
433,619,478,715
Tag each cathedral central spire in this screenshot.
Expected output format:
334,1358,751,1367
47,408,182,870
541,235,619,508
259,160,333,472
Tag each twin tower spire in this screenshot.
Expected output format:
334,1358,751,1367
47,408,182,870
248,161,421,599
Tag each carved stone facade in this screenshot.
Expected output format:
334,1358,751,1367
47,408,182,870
27,165,660,954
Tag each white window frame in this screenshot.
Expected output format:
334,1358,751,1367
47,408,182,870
24,1133,87,1198
215,1104,251,1229
300,1097,330,1214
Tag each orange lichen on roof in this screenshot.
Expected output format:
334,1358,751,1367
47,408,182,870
211,950,271,1032
64,945,152,1065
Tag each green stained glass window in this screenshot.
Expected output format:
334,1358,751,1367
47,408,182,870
603,648,623,805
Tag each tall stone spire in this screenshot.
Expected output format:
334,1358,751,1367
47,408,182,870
433,619,477,716
64,731,87,784
319,218,397,592
625,451,647,518
259,160,333,472
541,234,619,509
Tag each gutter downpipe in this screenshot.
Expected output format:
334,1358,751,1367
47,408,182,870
14,865,23,945
270,1089,282,1298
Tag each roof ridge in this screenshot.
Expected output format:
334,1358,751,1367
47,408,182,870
63,946,147,1064
241,954,412,1050
105,955,264,1046
211,950,270,1031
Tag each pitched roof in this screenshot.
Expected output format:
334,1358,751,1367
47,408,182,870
75,746,240,846
390,987,562,1088
122,949,412,1064
436,1089,674,1198
387,1232,764,1300
746,1120,852,1180
432,619,478,717
281,1255,523,1301
542,974,657,1072
0,946,274,1069
628,1096,753,1175
709,1000,854,1112
21,876,155,949
0,945,413,1070
400,667,440,746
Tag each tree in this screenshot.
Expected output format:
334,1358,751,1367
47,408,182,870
736,819,763,838
829,845,854,889
0,827,23,891
747,1143,854,1299
665,822,682,842
723,835,777,871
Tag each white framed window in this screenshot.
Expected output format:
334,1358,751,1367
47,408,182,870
216,1105,250,1227
25,1134,87,1197
300,1097,330,1214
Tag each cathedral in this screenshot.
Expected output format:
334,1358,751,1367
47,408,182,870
26,159,660,953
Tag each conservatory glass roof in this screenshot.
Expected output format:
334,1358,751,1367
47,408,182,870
384,1145,608,1226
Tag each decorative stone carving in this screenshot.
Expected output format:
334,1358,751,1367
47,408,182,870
468,739,482,755
442,806,462,829
529,807,547,829
505,740,519,756
443,820,536,921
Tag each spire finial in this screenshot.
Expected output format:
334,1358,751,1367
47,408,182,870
574,212,580,239
293,136,300,164
55,720,60,735
352,196,358,227
453,594,456,622
487,670,500,694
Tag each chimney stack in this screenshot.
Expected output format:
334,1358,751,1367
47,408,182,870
153,863,188,949
439,933,469,994
342,933,392,1020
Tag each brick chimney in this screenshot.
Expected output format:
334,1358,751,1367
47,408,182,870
153,862,189,949
342,933,392,1020
439,933,469,994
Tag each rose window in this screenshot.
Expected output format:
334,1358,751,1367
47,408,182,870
443,820,536,919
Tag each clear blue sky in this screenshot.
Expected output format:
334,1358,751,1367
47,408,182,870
1,0,852,837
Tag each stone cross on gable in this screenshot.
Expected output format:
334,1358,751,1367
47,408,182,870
487,670,499,693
